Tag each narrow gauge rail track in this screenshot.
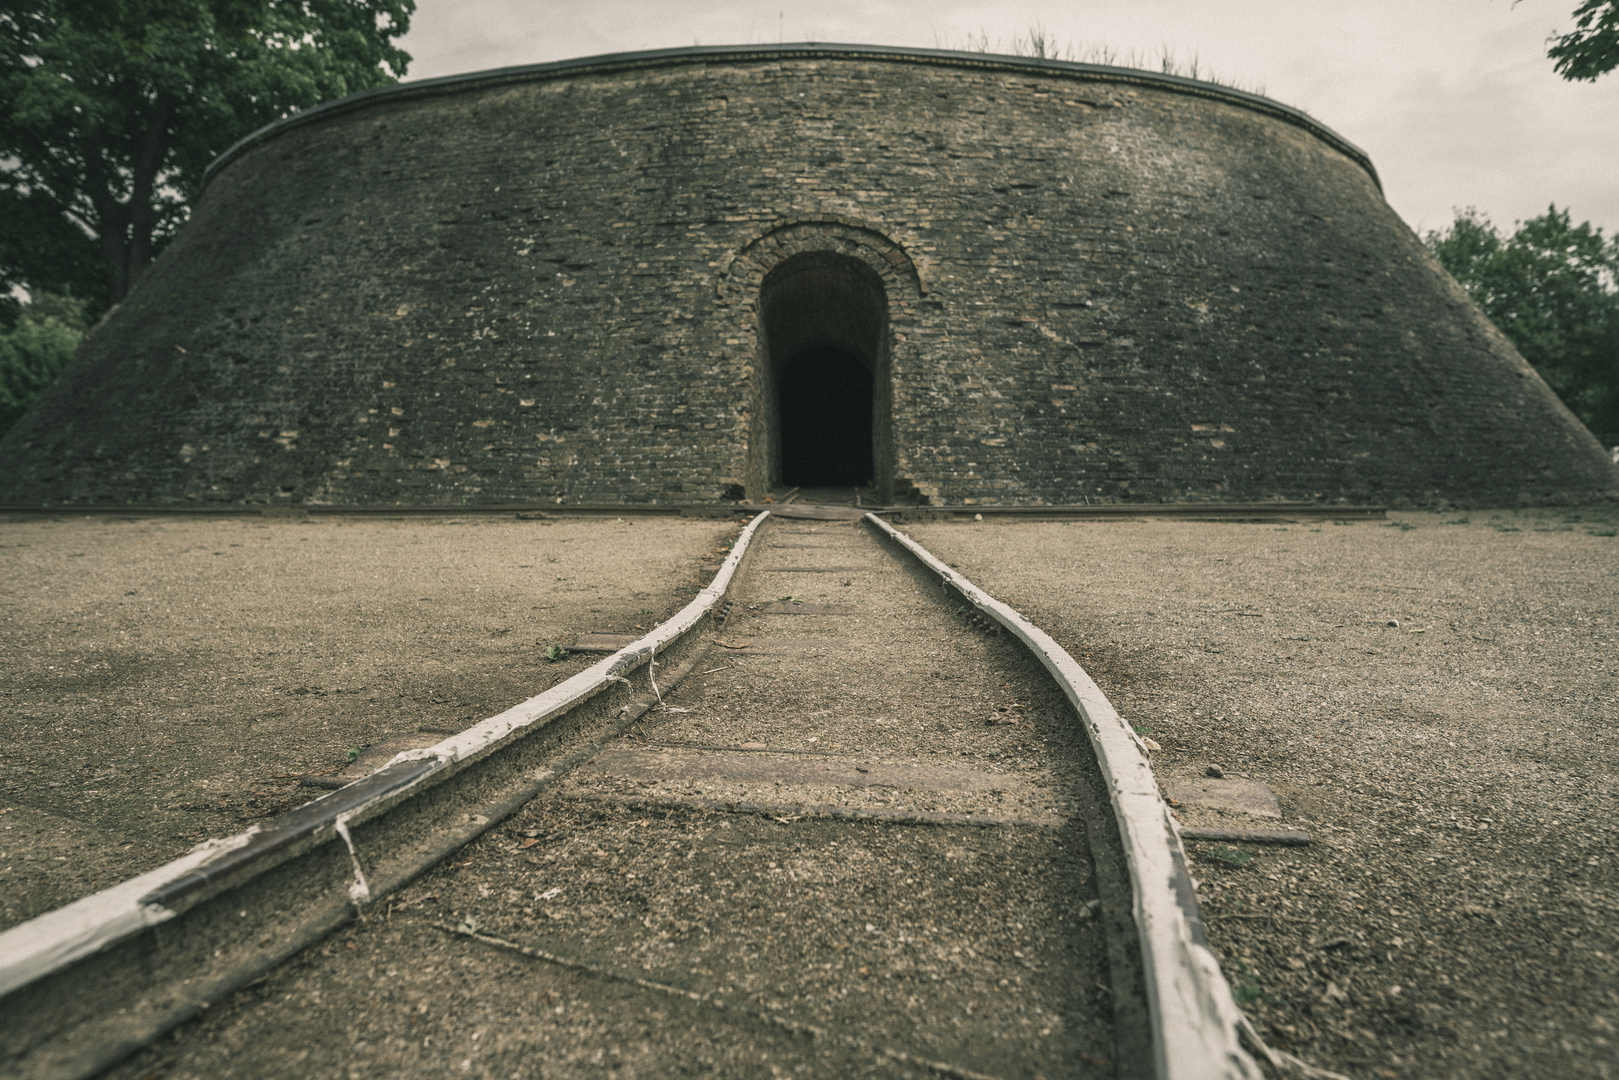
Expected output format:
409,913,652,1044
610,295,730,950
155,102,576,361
1,512,1270,1080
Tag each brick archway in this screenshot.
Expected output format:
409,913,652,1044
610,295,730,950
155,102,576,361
720,220,922,502
719,218,925,302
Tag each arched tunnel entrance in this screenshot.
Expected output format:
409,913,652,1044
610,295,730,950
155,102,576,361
754,252,892,499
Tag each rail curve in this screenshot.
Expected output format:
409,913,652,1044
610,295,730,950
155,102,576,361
1,510,1269,1079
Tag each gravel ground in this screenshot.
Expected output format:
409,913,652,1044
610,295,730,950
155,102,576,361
104,516,1114,1080
0,512,737,931
909,506,1619,1080
15,506,1617,1079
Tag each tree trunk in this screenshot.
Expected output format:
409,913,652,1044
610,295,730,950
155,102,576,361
93,96,174,307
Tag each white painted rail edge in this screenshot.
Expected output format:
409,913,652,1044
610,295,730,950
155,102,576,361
380,508,766,777
865,513,1261,1080
0,511,771,1001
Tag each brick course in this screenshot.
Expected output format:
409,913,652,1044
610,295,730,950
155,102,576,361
3,46,1613,507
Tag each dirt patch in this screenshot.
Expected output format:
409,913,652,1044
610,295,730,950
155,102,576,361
0,512,737,930
911,506,1619,1080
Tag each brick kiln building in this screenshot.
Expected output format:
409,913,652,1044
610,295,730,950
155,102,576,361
2,44,1614,507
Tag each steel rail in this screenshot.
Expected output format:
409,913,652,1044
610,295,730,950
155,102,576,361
4,508,1274,1080
0,513,771,1080
864,512,1263,1080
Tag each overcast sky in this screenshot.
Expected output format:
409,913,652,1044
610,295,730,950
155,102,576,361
397,0,1619,242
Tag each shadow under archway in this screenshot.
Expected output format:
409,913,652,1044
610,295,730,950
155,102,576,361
778,347,873,486
754,252,892,500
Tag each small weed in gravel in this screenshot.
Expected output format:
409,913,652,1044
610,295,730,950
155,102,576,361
1229,960,1269,1005
1203,846,1252,868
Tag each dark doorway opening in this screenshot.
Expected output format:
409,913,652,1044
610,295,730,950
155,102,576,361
778,347,873,486
752,251,893,501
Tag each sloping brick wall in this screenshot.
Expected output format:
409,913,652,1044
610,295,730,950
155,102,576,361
3,46,1613,507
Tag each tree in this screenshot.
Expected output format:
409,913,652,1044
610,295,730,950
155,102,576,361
1,0,414,315
1548,0,1619,81
1427,206,1619,437
0,291,89,435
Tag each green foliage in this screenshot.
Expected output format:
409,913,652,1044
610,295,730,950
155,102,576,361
1203,846,1253,868
0,186,105,324
1,0,414,309
543,645,570,662
1549,0,1619,81
0,291,89,435
1426,206,1619,434
1232,982,1265,1005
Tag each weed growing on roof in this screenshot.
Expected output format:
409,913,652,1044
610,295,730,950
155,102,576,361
938,26,1267,95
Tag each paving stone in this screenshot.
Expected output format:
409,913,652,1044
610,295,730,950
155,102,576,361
1160,776,1282,818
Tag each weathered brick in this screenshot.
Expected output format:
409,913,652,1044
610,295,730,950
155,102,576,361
1,46,1613,507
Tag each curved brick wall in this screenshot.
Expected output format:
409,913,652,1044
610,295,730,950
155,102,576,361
3,44,1614,507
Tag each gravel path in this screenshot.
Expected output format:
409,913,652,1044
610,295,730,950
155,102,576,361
102,516,1114,1080
13,505,1617,1079
910,506,1619,1080
0,513,735,932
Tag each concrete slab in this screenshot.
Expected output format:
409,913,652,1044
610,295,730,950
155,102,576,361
1160,776,1282,817
562,747,1070,824
709,636,875,657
